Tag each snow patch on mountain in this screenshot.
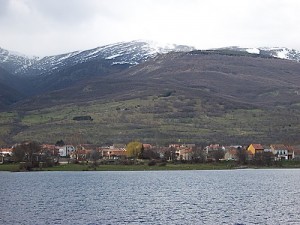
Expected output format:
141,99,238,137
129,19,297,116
105,53,122,60
0,47,39,74
2,41,299,78
215,46,300,62
259,47,299,61
246,48,260,54
0,40,194,76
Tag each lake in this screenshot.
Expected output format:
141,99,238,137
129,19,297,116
1,169,300,225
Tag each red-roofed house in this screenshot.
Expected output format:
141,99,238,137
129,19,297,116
0,147,13,164
100,147,127,159
270,144,292,160
143,144,152,150
0,147,13,156
224,148,238,161
247,144,264,158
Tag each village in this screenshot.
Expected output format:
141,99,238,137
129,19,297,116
1,140,300,167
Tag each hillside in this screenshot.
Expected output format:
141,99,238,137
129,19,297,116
0,40,194,98
216,46,300,62
2,50,300,145
0,66,25,107
14,50,300,108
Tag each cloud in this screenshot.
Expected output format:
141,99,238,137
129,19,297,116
0,0,300,56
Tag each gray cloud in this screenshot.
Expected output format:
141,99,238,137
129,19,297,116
29,0,100,25
0,0,299,56
0,0,10,17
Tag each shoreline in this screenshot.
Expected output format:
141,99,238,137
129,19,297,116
1,161,300,172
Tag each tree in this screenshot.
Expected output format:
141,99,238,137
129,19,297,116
236,146,248,165
212,149,225,162
12,141,41,168
89,149,100,166
164,147,176,161
262,152,274,166
55,140,65,146
126,141,143,158
191,146,206,163
140,149,160,160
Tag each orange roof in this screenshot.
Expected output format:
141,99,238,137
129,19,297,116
0,148,12,153
143,144,152,149
227,149,237,154
251,144,264,150
102,149,127,156
271,144,288,150
75,149,92,154
42,144,56,150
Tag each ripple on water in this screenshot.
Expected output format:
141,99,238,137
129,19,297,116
0,170,300,224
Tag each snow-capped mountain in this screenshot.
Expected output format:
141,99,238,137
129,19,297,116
259,47,300,61
0,47,38,75
0,40,194,76
216,46,300,61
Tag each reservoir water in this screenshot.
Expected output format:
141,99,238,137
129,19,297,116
1,169,300,225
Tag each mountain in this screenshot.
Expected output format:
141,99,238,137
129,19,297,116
0,47,38,75
0,40,195,96
0,40,195,76
0,82,21,108
17,49,300,109
1,41,300,145
216,46,300,61
0,66,25,107
6,50,300,145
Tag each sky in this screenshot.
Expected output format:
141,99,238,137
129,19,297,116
0,0,299,56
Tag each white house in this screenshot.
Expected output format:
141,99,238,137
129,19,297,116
57,145,75,157
270,144,291,160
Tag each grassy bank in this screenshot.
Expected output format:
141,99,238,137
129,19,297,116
1,160,300,172
47,162,235,171
0,162,235,172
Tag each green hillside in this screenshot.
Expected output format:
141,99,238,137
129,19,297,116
1,51,300,145
2,95,300,145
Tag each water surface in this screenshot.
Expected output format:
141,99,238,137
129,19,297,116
1,169,300,224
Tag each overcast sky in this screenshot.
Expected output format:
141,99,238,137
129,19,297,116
0,0,299,56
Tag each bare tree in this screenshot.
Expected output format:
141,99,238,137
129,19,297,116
90,149,100,167
12,141,41,169
191,146,206,163
236,146,248,165
212,149,225,162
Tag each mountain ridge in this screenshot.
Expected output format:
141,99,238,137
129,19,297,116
1,41,300,78
0,40,195,76
215,46,300,61
1,40,300,145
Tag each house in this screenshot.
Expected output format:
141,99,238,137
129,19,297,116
169,144,180,149
175,147,193,160
41,144,58,156
0,147,13,156
205,144,225,161
57,145,75,157
100,146,127,159
205,144,225,153
169,144,194,160
247,144,264,158
155,147,170,159
143,144,153,150
224,147,238,161
270,144,292,160
70,149,93,161
0,147,13,164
